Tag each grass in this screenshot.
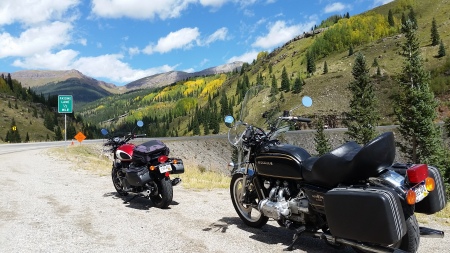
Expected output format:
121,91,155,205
416,203,450,225
50,143,231,189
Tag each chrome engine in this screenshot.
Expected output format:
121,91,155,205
258,180,309,223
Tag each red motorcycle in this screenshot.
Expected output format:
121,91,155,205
101,120,184,209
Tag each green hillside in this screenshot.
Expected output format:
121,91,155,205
77,0,450,137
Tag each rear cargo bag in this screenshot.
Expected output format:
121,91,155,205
324,186,406,245
132,140,169,165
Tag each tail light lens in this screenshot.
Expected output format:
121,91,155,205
407,164,428,184
425,177,435,192
158,155,168,163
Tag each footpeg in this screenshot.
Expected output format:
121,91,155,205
172,178,182,186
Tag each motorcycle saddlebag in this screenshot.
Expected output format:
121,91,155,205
126,164,151,187
324,186,406,245
170,159,185,174
391,164,447,214
132,140,169,165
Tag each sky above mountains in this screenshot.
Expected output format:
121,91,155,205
0,0,393,85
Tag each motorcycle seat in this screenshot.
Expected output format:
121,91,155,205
302,132,395,188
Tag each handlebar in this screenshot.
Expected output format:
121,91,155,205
278,116,311,123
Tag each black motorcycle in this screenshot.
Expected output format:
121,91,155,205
101,121,184,209
224,86,446,252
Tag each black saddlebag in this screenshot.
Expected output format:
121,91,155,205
391,164,447,214
132,140,170,165
324,187,406,245
170,159,185,174
126,164,151,187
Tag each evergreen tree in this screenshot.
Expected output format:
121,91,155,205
315,118,331,155
348,44,354,56
6,118,21,143
388,9,395,27
280,66,290,92
431,18,440,46
269,64,273,74
292,76,303,94
323,61,328,74
401,13,407,32
377,66,381,76
344,53,378,144
306,50,316,76
438,40,446,57
54,126,63,141
270,75,278,96
372,58,379,67
408,8,418,30
395,20,445,167
25,132,30,142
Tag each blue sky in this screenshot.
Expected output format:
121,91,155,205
0,0,393,86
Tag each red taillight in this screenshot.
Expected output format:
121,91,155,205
158,155,168,163
407,164,428,184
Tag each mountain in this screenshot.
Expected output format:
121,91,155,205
125,61,243,90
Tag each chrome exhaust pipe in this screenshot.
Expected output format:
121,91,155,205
420,227,445,238
172,178,182,186
319,232,407,253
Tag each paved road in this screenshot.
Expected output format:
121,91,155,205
0,147,448,253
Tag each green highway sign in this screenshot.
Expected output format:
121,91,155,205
58,95,73,113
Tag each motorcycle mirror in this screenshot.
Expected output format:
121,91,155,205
302,96,313,107
101,129,108,136
137,120,144,127
224,115,235,128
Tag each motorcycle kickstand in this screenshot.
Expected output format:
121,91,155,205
284,225,306,251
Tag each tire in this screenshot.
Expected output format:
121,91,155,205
230,174,268,228
111,166,128,196
150,177,173,209
352,215,420,253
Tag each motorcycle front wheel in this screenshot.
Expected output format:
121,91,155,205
150,177,173,209
111,166,128,196
230,173,268,228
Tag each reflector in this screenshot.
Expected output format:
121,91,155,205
425,177,435,192
406,190,416,205
407,164,428,184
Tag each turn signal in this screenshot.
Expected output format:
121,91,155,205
406,190,416,205
149,165,156,171
158,155,168,163
172,159,178,164
425,177,435,192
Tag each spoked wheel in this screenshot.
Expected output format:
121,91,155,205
352,215,420,253
230,174,268,228
111,166,128,196
150,177,173,209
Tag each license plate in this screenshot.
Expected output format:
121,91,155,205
159,163,172,173
413,183,429,203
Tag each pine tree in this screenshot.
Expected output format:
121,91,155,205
270,75,278,96
280,66,290,92
306,50,316,76
372,58,379,67
315,118,331,156
408,8,418,30
401,13,407,32
54,126,63,141
348,44,354,56
377,66,381,76
323,61,328,74
431,18,440,46
388,9,395,27
344,53,378,144
292,76,303,94
395,20,445,168
25,132,30,142
438,40,446,57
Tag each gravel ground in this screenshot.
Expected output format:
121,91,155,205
0,149,449,253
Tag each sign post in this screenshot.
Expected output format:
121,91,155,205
58,95,73,144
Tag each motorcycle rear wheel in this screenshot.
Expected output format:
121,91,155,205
150,177,173,209
230,174,268,228
111,167,128,196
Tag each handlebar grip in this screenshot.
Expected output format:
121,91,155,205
293,117,311,123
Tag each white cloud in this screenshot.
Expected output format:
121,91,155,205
199,0,229,8
373,0,394,6
12,50,79,69
0,0,79,26
324,2,346,14
70,54,176,83
252,20,311,49
0,21,73,58
227,50,259,63
143,27,200,54
91,0,197,20
205,27,228,45
128,47,140,56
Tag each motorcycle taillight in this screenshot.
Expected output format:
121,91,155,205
158,155,168,163
407,164,428,184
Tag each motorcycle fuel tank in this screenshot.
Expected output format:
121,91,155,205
255,143,311,179
116,143,135,161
